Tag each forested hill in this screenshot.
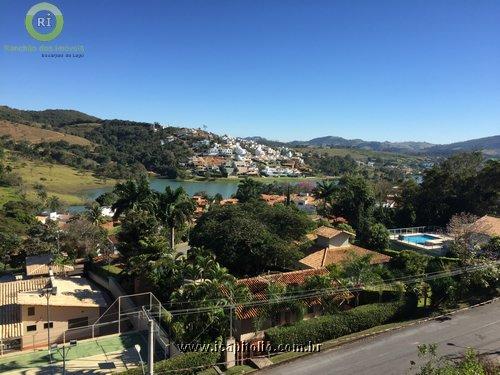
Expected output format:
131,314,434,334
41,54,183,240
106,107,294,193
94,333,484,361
286,135,500,156
0,106,498,182
0,106,194,179
0,106,100,127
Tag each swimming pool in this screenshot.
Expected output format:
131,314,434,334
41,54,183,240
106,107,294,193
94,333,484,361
402,234,440,245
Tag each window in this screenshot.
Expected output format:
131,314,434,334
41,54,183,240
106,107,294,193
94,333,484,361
27,325,37,332
68,317,88,329
27,307,35,316
43,322,54,329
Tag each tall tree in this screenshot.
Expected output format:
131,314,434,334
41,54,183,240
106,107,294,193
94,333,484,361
157,186,195,250
235,177,263,203
170,253,250,342
416,152,491,226
312,179,337,211
331,175,375,230
84,202,104,226
111,176,155,219
337,253,383,306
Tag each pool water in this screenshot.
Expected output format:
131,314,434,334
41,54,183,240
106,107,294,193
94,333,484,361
402,234,440,245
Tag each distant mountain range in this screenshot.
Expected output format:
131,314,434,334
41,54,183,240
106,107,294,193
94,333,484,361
246,135,500,157
1,105,498,157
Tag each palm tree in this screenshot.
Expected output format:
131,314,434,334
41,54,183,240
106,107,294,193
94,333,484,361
313,179,337,212
157,186,195,250
111,176,155,219
170,253,250,342
338,252,383,306
85,203,104,226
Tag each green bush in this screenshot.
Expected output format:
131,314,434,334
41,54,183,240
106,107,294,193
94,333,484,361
358,289,402,305
119,352,220,375
379,248,401,257
265,299,415,347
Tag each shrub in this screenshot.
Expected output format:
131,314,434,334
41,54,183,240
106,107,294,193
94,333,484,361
358,289,402,305
265,299,415,347
119,352,220,375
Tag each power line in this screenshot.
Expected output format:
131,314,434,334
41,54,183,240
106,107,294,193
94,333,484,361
165,262,498,317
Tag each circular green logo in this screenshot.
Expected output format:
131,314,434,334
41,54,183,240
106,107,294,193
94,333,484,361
25,2,63,42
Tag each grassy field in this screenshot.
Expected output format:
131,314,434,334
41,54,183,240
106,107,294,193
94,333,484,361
0,187,21,205
0,120,91,146
3,157,116,205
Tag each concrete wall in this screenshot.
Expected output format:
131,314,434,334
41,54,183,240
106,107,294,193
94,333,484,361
20,305,100,349
317,233,351,248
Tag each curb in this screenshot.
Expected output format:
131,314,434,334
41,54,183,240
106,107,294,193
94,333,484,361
257,296,500,372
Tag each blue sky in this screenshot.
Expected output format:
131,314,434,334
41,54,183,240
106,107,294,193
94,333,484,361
1,0,499,143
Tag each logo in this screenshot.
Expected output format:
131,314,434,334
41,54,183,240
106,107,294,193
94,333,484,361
25,2,63,42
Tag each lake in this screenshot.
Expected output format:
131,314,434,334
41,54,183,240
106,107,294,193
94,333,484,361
69,178,318,212
85,178,239,199
70,179,239,212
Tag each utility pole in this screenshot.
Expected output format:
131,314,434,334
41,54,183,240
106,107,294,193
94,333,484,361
229,304,233,339
40,286,56,363
148,318,154,375
46,292,50,359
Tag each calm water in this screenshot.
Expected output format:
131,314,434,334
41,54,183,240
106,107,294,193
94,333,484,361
85,179,239,200
402,234,440,244
69,178,317,213
68,179,240,211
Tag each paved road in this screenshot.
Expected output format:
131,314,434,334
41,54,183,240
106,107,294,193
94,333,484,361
260,300,500,375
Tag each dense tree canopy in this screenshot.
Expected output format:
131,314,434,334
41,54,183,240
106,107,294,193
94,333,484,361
414,153,499,226
331,174,376,230
189,202,314,276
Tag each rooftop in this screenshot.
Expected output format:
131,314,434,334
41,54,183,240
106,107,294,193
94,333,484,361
236,268,349,320
25,254,74,277
1,276,106,341
315,226,355,239
473,215,500,238
17,277,107,308
299,245,391,269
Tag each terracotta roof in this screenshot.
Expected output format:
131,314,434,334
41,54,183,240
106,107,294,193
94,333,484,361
473,215,500,237
100,221,115,231
238,268,330,292
25,254,74,276
315,226,354,238
260,194,286,206
220,198,239,206
299,245,391,269
0,278,48,340
235,269,349,320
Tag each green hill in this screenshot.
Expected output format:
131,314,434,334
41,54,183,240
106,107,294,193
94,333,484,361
0,106,100,128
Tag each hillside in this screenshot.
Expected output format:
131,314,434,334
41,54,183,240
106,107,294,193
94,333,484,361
284,135,500,157
3,154,115,205
0,120,92,146
427,135,500,157
0,106,100,128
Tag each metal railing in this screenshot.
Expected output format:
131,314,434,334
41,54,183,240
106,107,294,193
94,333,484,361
388,226,444,236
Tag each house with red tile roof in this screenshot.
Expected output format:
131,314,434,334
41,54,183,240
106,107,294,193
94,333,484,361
299,226,391,269
233,268,351,341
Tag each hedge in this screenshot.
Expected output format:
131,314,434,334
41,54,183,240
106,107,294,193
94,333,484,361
265,299,416,347
358,289,402,305
119,352,220,375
